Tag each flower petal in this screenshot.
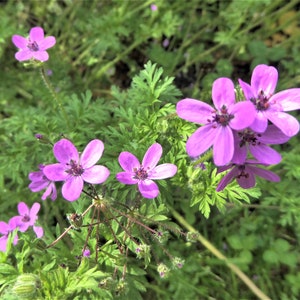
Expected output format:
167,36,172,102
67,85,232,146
149,163,177,179
62,177,84,201
138,180,159,198
29,180,49,192
32,51,49,62
229,101,256,130
12,215,29,232
82,165,110,184
258,125,290,144
39,36,56,50
33,226,44,238
142,143,162,170
249,111,268,133
29,27,44,42
186,124,216,157
216,167,239,191
249,144,282,164
15,50,33,61
43,163,68,181
212,78,235,109
28,170,44,182
0,236,8,252
118,151,140,172
266,111,299,137
53,139,79,163
176,99,214,124
12,35,28,49
248,165,280,182
238,79,255,101
80,139,104,169
17,202,29,216
213,126,234,166
251,64,278,97
42,183,57,201
237,170,256,189
270,88,300,111
231,141,247,165
116,172,137,184
29,203,41,220
0,222,9,234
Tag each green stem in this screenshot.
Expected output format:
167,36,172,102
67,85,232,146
40,67,71,131
169,206,271,300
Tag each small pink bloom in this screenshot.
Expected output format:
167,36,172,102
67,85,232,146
43,139,110,201
176,78,256,166
116,143,177,199
11,202,43,238
0,218,19,252
150,4,158,11
29,165,57,201
239,64,300,136
12,27,56,62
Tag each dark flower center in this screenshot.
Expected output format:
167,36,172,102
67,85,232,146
238,129,261,147
251,90,270,111
22,214,30,222
66,160,84,176
133,166,148,180
27,40,39,51
236,165,249,179
213,105,234,127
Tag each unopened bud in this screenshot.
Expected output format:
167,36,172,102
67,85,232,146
12,273,41,298
186,231,200,243
157,263,170,278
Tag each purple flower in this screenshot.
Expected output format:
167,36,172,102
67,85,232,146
83,248,90,257
162,39,170,48
216,160,280,191
238,64,300,136
0,218,19,252
116,143,177,199
29,165,57,201
12,27,56,62
11,202,43,238
176,78,256,166
232,125,290,165
151,4,158,11
43,139,110,201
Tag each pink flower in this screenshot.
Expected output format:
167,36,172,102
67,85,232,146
232,125,290,165
29,165,57,201
12,27,56,62
43,139,110,201
176,78,256,166
151,4,158,11
216,160,280,191
11,202,43,238
116,143,177,199
238,64,300,136
0,218,19,252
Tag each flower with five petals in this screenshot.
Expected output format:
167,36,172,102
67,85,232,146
116,143,177,198
43,139,110,201
12,27,56,62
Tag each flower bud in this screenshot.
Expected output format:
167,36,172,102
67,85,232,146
186,231,199,243
157,263,170,278
12,273,41,299
172,257,185,269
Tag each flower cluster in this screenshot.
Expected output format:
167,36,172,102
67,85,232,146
177,64,300,190
0,202,43,252
29,139,177,201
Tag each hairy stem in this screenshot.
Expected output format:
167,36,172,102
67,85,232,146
169,206,271,300
40,66,71,131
